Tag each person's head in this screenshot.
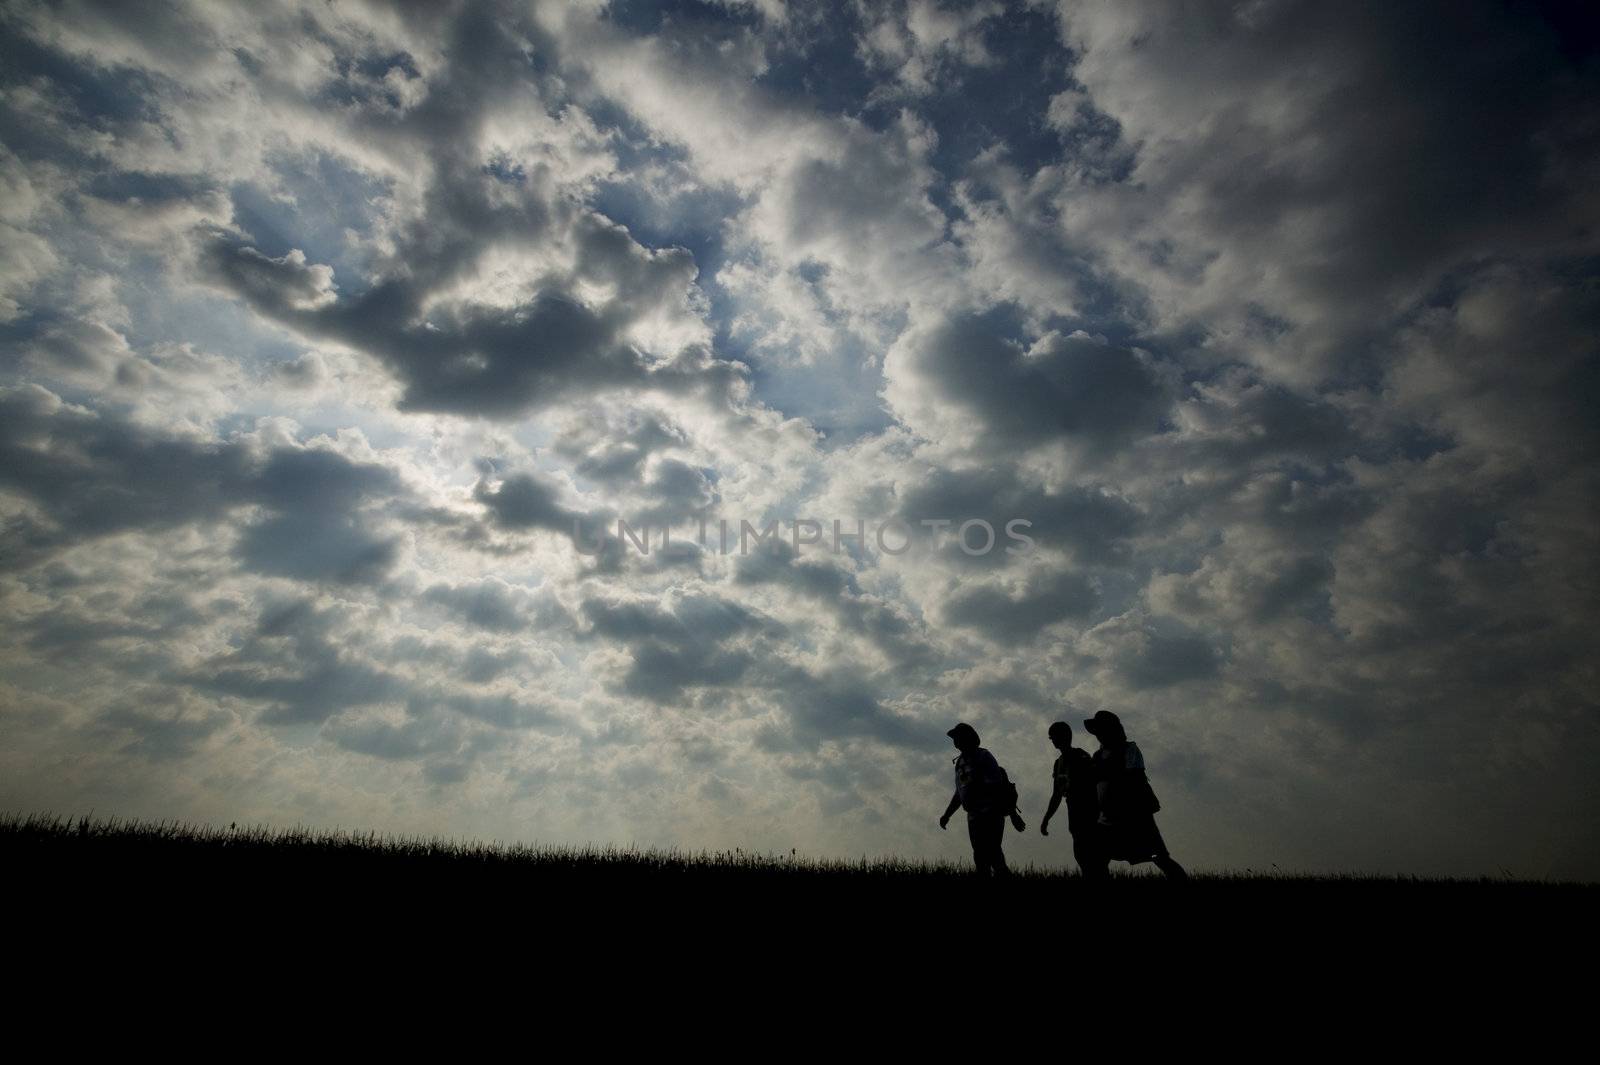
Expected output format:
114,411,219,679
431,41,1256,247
946,722,980,753
1083,710,1126,746
1048,721,1072,752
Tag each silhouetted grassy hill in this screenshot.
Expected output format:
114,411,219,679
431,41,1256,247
9,811,1589,904
10,810,1595,1014
13,810,1585,1030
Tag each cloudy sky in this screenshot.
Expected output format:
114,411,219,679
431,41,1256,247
1,0,1596,879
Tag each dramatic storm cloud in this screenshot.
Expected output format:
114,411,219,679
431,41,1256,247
1,0,1595,878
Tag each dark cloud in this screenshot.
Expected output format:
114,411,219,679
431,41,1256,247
638,538,706,573
772,668,923,750
93,701,230,761
943,568,1099,641
187,2,748,421
0,385,405,583
203,227,707,418
0,385,252,548
235,447,405,585
633,457,717,524
1118,623,1223,690
1173,373,1356,467
203,240,337,314
897,464,1140,567
578,591,772,704
735,537,857,599
467,445,714,573
889,308,1171,456
189,598,404,726
23,320,133,377
472,470,581,533
469,468,640,575
733,539,935,668
426,689,565,732
324,713,463,762
572,584,924,748
184,595,567,750
235,514,400,586
423,579,534,633
1052,0,1600,374
271,351,328,390
556,409,689,485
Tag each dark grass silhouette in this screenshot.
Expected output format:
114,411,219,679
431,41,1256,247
5,811,995,883
8,810,1595,996
9,811,1591,894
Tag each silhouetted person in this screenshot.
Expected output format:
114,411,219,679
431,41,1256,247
1084,710,1188,879
939,722,1023,877
1040,721,1109,882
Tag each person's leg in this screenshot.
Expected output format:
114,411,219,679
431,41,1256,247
969,815,1006,876
990,816,1011,878
1154,855,1188,880
1073,832,1110,882
1145,819,1187,879
966,814,988,875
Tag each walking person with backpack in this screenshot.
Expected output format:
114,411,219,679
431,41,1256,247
939,722,1026,877
1039,721,1109,882
1083,710,1187,879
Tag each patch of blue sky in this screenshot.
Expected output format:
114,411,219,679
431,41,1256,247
739,321,899,446
81,170,217,205
752,5,1078,183
120,259,301,367
589,163,897,440
584,138,790,428
589,175,745,293
1047,99,1135,185
752,8,893,127
228,151,392,298
1077,566,1142,625
0,28,167,132
601,0,764,37
308,44,424,114
923,11,1081,177
581,85,753,327
1003,238,1144,341
209,401,419,457
336,49,422,84
481,153,528,185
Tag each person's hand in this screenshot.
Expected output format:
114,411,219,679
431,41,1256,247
939,814,950,830
1040,819,1050,837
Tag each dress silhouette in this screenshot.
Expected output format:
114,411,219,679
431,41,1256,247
1084,710,1187,879
1040,721,1109,881
939,722,1023,877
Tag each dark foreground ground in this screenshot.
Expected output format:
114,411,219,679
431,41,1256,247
7,811,1594,1019
9,810,1592,921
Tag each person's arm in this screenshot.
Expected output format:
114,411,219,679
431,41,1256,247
940,790,961,829
1041,776,1064,836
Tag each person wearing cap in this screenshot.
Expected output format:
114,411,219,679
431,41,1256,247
1040,721,1109,881
938,722,1023,877
1083,710,1188,879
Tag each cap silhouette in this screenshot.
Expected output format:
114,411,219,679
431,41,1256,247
1083,710,1124,739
